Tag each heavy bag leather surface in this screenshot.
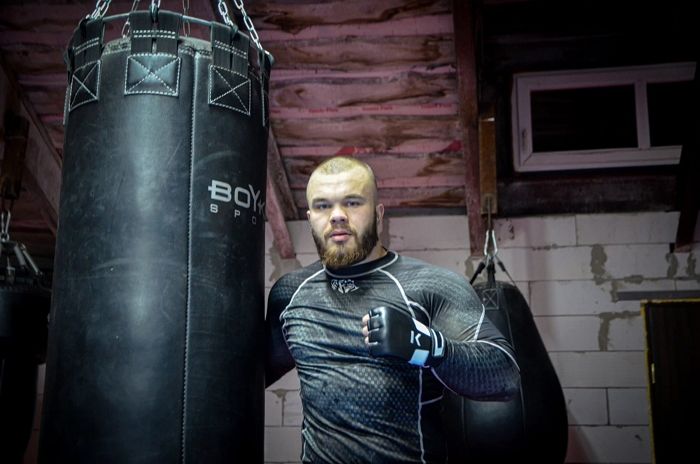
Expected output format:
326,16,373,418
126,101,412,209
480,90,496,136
40,12,269,463
442,281,568,463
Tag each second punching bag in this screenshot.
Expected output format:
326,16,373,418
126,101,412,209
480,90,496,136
443,264,569,463
40,5,271,463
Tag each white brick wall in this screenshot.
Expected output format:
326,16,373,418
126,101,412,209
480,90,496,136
262,211,698,464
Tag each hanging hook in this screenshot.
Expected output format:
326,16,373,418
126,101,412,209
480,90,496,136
482,196,498,261
150,0,161,22
1,210,11,242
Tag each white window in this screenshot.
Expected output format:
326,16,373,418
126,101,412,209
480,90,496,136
511,62,696,172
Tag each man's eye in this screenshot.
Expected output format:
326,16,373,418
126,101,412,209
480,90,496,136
316,203,331,210
346,200,361,207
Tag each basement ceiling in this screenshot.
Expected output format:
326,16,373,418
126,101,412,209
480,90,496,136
0,0,697,267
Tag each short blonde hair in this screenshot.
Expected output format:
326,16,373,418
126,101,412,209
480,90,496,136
307,156,378,201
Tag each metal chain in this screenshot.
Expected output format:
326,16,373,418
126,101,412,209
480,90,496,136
217,0,234,27
182,0,191,36
88,0,112,19
232,0,263,51
121,0,141,37
1,210,11,242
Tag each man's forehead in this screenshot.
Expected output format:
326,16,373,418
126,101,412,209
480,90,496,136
307,167,373,199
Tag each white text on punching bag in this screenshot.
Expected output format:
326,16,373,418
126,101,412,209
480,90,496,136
208,179,264,224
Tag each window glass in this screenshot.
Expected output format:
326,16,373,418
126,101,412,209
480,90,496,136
647,80,693,147
531,86,638,152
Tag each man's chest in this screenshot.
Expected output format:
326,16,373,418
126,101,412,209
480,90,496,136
281,277,417,362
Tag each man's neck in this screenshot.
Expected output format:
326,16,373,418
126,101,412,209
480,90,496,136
356,244,387,265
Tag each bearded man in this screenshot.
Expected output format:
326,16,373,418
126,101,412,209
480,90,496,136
265,156,520,463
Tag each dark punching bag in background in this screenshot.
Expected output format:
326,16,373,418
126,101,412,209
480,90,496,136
0,230,50,464
39,4,272,463
443,263,569,463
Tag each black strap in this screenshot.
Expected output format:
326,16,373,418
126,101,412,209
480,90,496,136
70,17,104,70
210,22,249,75
129,11,182,55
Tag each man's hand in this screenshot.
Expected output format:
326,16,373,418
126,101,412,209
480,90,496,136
361,306,446,367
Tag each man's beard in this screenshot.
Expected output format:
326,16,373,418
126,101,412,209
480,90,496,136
312,216,379,269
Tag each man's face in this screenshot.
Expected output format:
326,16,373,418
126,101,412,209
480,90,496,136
306,167,384,268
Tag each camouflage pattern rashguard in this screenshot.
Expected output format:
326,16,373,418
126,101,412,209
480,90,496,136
265,251,520,464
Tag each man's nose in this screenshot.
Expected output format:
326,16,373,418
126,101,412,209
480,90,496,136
330,205,347,225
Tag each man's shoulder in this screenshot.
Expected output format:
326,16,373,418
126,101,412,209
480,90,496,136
391,253,463,280
268,261,324,312
272,260,324,291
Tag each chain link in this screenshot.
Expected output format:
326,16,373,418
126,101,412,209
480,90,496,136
232,0,263,51
121,0,141,37
88,0,112,19
217,0,234,27
1,210,11,242
182,0,191,36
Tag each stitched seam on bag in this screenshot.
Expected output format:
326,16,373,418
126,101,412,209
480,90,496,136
211,67,249,112
213,39,247,58
69,60,100,111
181,53,202,464
73,37,100,55
129,56,178,93
208,65,251,115
132,29,177,39
124,54,181,96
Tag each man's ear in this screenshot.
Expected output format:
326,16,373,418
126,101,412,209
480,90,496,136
306,210,311,221
376,203,385,227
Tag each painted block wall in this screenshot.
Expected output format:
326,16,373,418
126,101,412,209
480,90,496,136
262,211,700,464
22,211,700,463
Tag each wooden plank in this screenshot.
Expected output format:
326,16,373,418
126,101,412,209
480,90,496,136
452,0,482,256
272,115,460,149
43,122,65,155
0,2,134,25
1,46,66,75
272,103,457,119
25,89,66,116
270,73,457,108
1,55,61,230
674,72,700,251
266,129,296,258
0,31,74,47
498,175,677,217
264,36,455,70
267,130,297,220
280,140,463,157
257,14,453,41
272,65,456,81
247,0,450,34
478,105,497,214
285,154,465,189
17,73,67,87
293,186,465,209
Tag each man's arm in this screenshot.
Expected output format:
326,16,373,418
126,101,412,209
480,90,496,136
364,269,519,400
265,276,296,388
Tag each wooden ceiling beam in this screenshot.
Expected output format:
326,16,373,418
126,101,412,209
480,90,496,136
1,55,61,233
266,129,297,259
452,0,483,256
674,68,700,251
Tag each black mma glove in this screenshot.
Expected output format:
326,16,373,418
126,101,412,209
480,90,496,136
367,306,446,367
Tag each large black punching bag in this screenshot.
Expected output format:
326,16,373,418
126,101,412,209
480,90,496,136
443,263,569,463
39,5,271,463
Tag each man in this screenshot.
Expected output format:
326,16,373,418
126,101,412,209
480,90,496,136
265,156,520,463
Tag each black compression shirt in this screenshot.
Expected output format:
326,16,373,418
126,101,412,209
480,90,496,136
265,251,520,464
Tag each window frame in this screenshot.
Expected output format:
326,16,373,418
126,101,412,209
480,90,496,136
511,62,696,172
